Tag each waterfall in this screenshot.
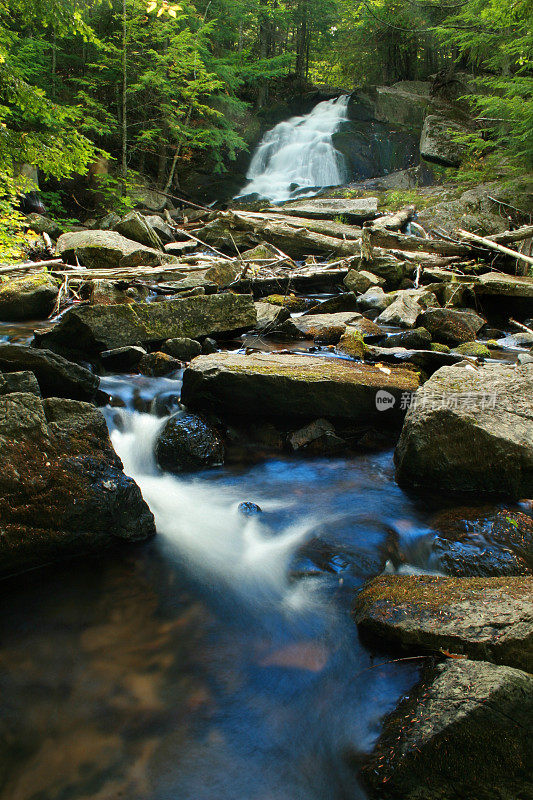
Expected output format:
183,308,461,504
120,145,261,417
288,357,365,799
237,95,350,203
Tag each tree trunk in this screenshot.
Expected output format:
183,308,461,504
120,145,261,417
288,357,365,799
121,0,127,189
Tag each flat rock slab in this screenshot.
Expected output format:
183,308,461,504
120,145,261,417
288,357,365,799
57,229,179,269
395,363,533,497
353,574,533,671
0,343,99,400
37,293,257,354
270,197,378,222
293,312,363,343
181,352,419,422
361,658,533,800
475,271,533,298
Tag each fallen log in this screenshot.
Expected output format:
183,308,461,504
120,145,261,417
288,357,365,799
369,229,471,257
486,225,533,245
0,258,64,276
457,229,533,267
368,205,416,232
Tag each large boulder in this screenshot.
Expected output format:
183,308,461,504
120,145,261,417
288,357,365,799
395,363,533,497
418,308,485,345
420,114,470,167
361,658,533,800
376,288,438,328
155,413,224,473
36,293,257,354
181,352,419,422
293,311,363,343
114,211,164,250
353,574,533,671
0,272,59,321
0,392,155,576
0,343,99,400
57,230,178,269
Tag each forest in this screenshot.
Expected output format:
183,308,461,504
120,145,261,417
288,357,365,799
1,0,532,233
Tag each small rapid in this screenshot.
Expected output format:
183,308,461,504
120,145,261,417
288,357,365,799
237,95,350,203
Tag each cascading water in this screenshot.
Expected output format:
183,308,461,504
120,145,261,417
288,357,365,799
237,95,350,203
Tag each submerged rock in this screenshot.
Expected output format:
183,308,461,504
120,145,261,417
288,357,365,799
36,293,257,354
238,501,262,515
361,658,533,800
0,393,155,576
0,343,98,400
353,574,533,671
181,352,418,422
0,272,59,321
155,412,224,473
395,363,533,497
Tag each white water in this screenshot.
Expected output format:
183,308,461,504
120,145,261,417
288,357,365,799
237,95,350,203
111,411,321,611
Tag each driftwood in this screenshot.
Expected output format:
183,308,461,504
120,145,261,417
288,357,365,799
368,205,416,232
510,318,533,336
369,228,471,257
487,225,533,245
457,229,533,267
0,258,64,276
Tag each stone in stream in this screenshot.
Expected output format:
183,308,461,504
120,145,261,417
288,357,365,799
155,412,224,473
305,293,359,315
0,370,40,396
343,269,383,294
254,301,290,331
263,294,314,312
360,658,533,800
100,345,147,371
0,392,155,577
138,351,182,376
161,337,202,362
0,272,59,321
36,293,257,354
114,210,164,250
364,345,463,374
87,279,149,306
357,286,396,312
181,352,419,422
336,328,366,359
452,341,491,358
381,327,432,350
376,288,438,328
395,363,533,497
238,501,262,515
0,343,99,400
57,229,179,269
293,312,364,344
353,574,533,671
475,271,533,299
205,261,241,288
418,307,486,345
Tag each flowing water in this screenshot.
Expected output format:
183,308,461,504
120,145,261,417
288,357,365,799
237,96,349,203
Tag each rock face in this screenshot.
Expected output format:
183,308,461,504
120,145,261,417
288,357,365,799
181,352,419,422
57,230,178,269
155,413,224,473
362,658,533,800
353,574,533,671
395,363,533,497
418,308,485,345
419,114,470,166
0,392,155,576
0,343,99,400
0,272,59,320
36,293,257,354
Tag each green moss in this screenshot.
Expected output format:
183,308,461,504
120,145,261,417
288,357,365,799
430,342,450,353
453,341,491,358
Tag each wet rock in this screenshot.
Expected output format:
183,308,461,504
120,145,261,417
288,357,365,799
254,302,290,331
376,289,438,328
37,293,257,354
138,351,181,376
336,328,366,359
0,272,59,321
0,393,155,576
361,658,533,800
293,312,363,343
238,501,262,515
155,412,224,473
201,337,218,354
381,327,431,350
357,286,396,312
364,345,461,375
161,337,202,362
418,308,485,345
306,293,359,315
452,341,491,358
263,294,313,312
288,418,337,452
0,370,40,396
344,269,383,294
100,345,146,372
205,262,241,288
114,210,164,249
395,363,533,497
353,574,533,671
182,352,419,422
0,343,98,400
420,114,470,166
57,230,178,269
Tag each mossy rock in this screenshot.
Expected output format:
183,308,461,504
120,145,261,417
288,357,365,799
453,341,491,358
336,328,366,359
264,294,313,312
0,272,59,321
430,342,450,353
